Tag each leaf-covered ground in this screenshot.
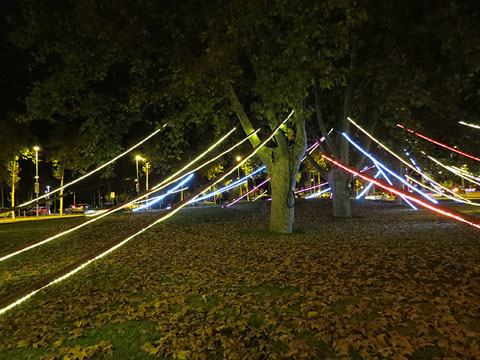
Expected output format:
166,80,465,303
0,200,479,359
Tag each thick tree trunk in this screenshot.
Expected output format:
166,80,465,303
328,167,351,217
268,155,301,233
225,83,307,233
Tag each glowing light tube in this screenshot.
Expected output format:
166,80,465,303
427,155,480,187
224,178,271,208
133,174,194,211
322,154,480,230
295,181,329,195
0,127,241,263
397,124,480,163
348,117,471,203
16,124,167,210
0,111,294,316
305,187,331,199
404,175,469,204
459,121,480,130
356,171,381,199
342,132,438,204
253,190,267,201
194,166,266,202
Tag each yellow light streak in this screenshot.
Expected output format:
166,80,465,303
18,125,167,210
0,111,293,316
0,127,240,263
459,121,480,130
427,155,480,187
347,117,473,204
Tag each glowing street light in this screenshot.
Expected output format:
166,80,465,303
33,146,40,217
135,155,146,196
236,156,242,197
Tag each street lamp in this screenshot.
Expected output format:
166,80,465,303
236,156,242,198
33,146,40,217
135,155,146,196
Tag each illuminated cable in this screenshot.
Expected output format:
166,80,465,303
459,121,480,130
16,125,167,210
295,181,329,195
323,154,480,230
427,155,480,187
305,187,331,199
397,124,480,162
348,117,471,203
342,132,437,204
0,111,294,316
224,178,271,208
253,190,267,201
0,127,241,263
356,171,381,199
195,166,266,202
133,174,194,211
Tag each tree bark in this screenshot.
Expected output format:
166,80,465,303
225,82,306,233
328,167,351,217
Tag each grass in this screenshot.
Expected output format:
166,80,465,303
0,200,479,359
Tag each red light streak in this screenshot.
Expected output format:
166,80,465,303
397,124,480,162
322,154,480,230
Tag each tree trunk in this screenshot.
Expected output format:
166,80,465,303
268,154,300,233
1,184,4,208
225,83,306,233
328,167,351,217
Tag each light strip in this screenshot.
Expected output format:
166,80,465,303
189,110,293,204
133,174,194,211
397,124,480,162
305,187,331,199
323,154,480,230
404,175,466,204
356,171,381,199
342,132,438,204
252,190,268,201
0,111,294,316
16,125,167,210
194,166,266,202
427,155,480,187
459,121,480,130
224,178,271,208
295,181,329,195
0,127,240,263
348,117,471,203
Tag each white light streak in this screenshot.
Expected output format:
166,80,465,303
459,121,480,130
348,117,473,204
0,111,294,316
18,124,167,209
0,127,240,263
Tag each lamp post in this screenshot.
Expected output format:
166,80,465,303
135,155,146,196
34,146,40,217
236,156,242,198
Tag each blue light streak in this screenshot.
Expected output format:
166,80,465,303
305,187,331,199
133,174,194,211
356,171,381,199
342,133,438,204
194,166,266,202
